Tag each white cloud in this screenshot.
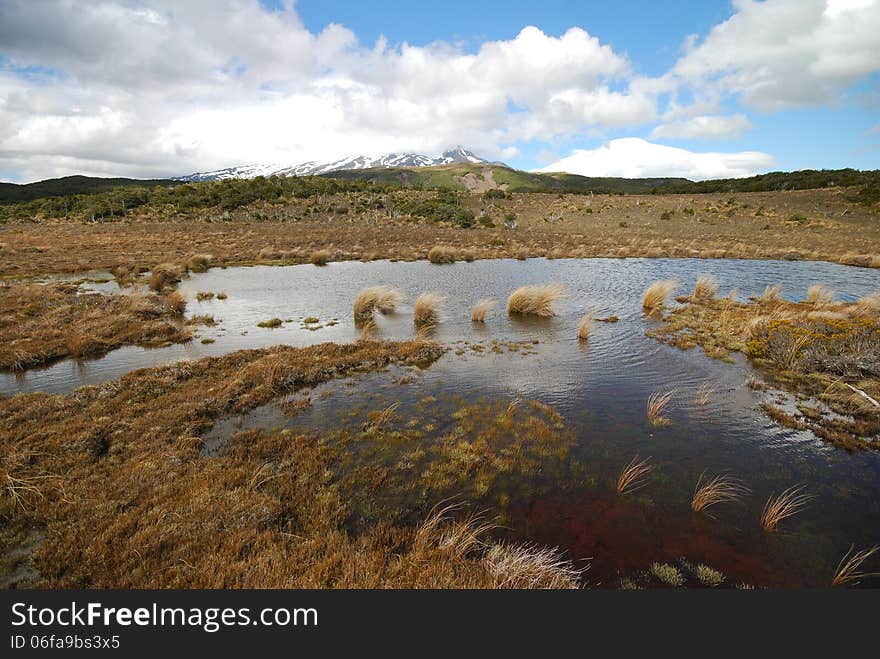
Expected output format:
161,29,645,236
670,0,880,111
0,1,653,182
534,137,774,180
650,114,752,140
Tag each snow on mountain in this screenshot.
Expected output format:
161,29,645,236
174,146,490,182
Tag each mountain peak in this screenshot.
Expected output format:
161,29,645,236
174,147,491,182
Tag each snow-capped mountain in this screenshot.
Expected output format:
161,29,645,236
174,146,491,182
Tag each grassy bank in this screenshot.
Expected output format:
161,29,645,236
648,284,880,450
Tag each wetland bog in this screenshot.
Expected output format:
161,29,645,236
2,256,879,588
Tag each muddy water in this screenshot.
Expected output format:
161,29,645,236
4,258,880,587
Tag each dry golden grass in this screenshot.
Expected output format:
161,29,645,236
187,253,214,273
695,382,716,406
310,249,331,266
577,312,595,340
616,455,653,495
0,341,592,589
692,276,718,302
0,283,191,371
760,485,812,532
832,544,880,587
507,284,566,317
691,472,749,515
806,284,835,307
483,542,582,589
148,262,186,292
642,279,678,314
471,298,496,323
851,292,880,317
428,245,457,264
759,283,783,304
649,290,880,449
646,390,674,426
414,292,443,327
353,285,403,323
3,187,878,280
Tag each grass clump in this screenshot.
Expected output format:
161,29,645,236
646,390,673,426
832,545,880,587
692,276,718,302
616,455,652,495
414,293,443,328
187,254,213,273
354,286,404,324
427,245,457,264
642,279,678,314
507,284,566,317
691,472,749,515
471,299,496,323
805,284,834,307
760,485,812,532
695,564,725,587
577,312,594,340
649,563,684,587
310,249,331,266
258,318,283,328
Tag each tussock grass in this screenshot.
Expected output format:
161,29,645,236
851,291,880,317
806,284,835,307
484,542,582,589
428,245,457,264
187,253,213,273
471,299,496,323
0,283,191,371
616,455,653,495
832,544,880,587
310,249,331,266
650,562,684,587
507,284,566,317
577,312,595,340
760,485,812,531
692,276,718,302
642,279,678,314
691,472,749,515
695,564,725,587
148,263,186,292
695,382,716,406
759,283,782,304
646,390,674,426
353,286,403,323
414,293,443,327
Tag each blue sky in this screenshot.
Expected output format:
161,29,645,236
0,0,878,182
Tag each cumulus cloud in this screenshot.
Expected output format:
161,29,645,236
534,138,774,181
0,0,653,181
650,114,752,140
670,0,880,111
0,0,877,182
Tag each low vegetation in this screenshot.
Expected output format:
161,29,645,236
471,299,496,323
648,283,880,449
353,285,403,324
0,282,191,370
642,279,678,314
414,293,443,328
760,486,812,532
616,455,653,495
507,284,566,317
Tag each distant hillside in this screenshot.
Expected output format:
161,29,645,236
0,175,179,205
322,163,689,194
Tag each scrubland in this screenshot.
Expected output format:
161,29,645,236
1,188,877,279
